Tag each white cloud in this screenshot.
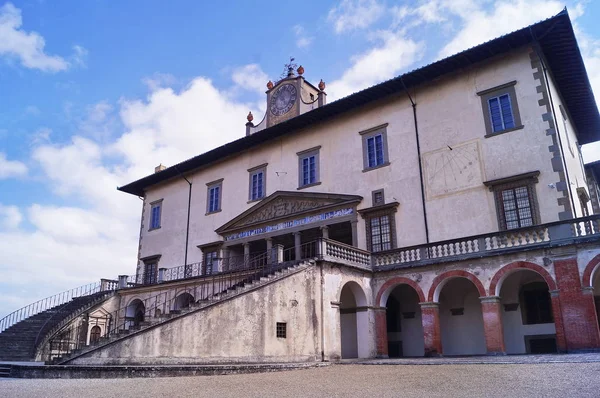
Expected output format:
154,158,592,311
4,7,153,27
293,25,313,49
438,0,564,57
0,152,27,179
0,3,69,72
230,64,269,95
327,0,385,34
328,31,423,100
0,204,22,229
30,127,52,145
71,44,88,68
142,72,178,91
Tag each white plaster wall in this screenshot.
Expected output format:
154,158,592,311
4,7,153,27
340,312,358,358
72,267,321,365
137,47,573,272
499,271,555,354
438,278,486,355
546,73,592,217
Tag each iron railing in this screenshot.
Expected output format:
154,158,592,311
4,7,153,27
0,282,108,333
42,241,320,362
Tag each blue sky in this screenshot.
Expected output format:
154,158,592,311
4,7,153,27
1,0,600,317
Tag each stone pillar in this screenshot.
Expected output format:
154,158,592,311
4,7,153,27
275,244,284,263
420,302,442,356
553,257,600,351
221,247,230,272
374,307,388,358
294,232,302,260
550,290,567,352
351,220,358,247
266,238,273,264
158,268,167,283
243,242,250,267
118,275,128,289
320,225,329,240
480,296,506,355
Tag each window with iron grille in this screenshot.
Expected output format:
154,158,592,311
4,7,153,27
206,179,223,214
477,81,523,136
500,186,534,229
370,215,393,252
276,322,287,338
144,262,158,285
149,200,162,230
248,164,267,201
372,189,385,206
360,124,389,172
485,171,540,231
520,282,553,325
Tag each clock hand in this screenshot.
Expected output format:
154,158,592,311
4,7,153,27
447,145,453,150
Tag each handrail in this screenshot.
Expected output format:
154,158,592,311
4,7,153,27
0,281,108,333
42,241,319,363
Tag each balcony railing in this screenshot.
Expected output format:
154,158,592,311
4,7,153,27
372,214,600,269
117,215,600,287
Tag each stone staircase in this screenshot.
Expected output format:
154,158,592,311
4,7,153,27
0,291,114,362
55,259,315,365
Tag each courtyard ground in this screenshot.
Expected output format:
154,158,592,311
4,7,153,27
2,361,600,398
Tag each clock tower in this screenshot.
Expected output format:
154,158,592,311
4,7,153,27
245,62,327,136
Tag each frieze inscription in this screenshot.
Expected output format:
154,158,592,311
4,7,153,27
238,198,337,227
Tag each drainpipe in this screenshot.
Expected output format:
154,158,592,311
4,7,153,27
401,77,430,243
320,263,325,362
174,166,192,267
530,37,577,218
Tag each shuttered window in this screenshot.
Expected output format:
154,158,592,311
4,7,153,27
488,94,515,133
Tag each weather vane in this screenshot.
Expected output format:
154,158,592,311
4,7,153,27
279,57,298,80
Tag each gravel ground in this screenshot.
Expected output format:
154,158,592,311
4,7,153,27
2,363,600,398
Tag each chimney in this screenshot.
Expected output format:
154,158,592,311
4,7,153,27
155,164,166,173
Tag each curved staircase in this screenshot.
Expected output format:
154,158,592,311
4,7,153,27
0,291,114,362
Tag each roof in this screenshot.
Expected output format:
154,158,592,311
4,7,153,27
118,9,600,196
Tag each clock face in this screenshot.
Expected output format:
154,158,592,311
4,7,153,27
270,83,297,116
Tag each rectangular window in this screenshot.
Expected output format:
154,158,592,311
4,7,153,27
276,322,287,338
248,164,267,201
149,201,162,230
488,94,515,133
204,251,217,275
297,146,321,188
485,171,540,231
143,262,157,285
206,180,223,214
477,81,522,136
501,186,534,229
370,215,392,252
372,189,385,206
360,124,389,172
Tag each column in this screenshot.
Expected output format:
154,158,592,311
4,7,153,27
221,247,229,272
294,231,302,260
420,302,442,356
158,268,167,283
320,225,329,239
553,256,600,351
118,275,128,289
351,220,358,247
479,296,506,355
243,242,250,268
266,238,273,264
275,244,284,264
374,307,388,358
550,290,567,352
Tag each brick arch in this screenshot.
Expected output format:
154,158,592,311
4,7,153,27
582,254,600,288
376,277,426,307
428,270,486,302
489,261,557,296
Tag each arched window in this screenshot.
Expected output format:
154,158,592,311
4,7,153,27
90,325,101,343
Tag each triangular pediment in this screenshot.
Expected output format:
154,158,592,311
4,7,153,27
89,307,110,318
216,191,362,235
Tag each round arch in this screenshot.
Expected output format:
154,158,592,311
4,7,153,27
489,261,557,296
428,270,486,302
582,254,600,288
173,292,195,310
338,281,368,307
376,277,426,307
